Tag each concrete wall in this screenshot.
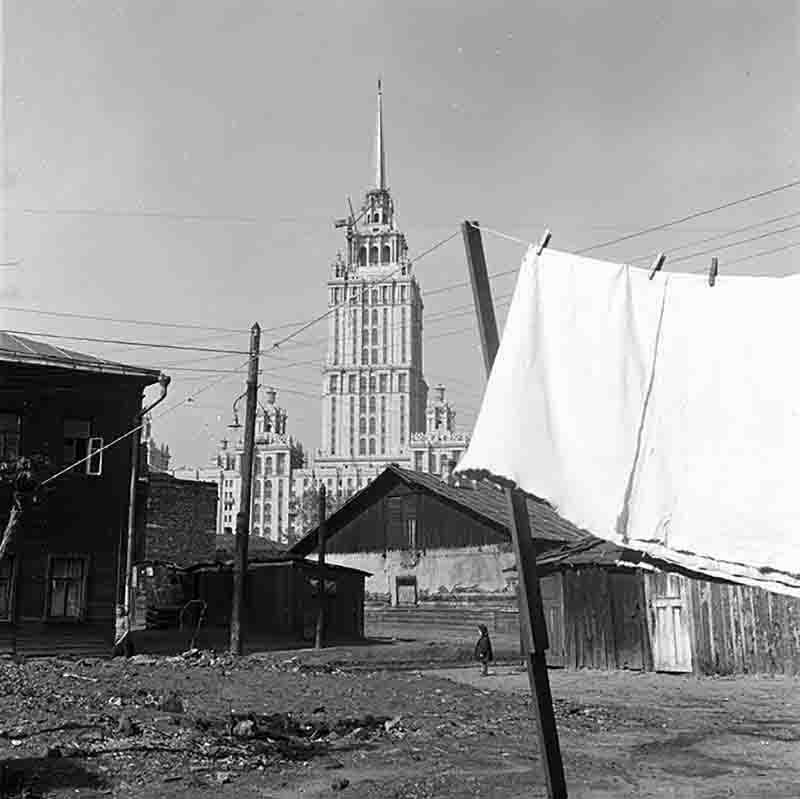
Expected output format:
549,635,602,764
326,545,517,603
143,474,217,566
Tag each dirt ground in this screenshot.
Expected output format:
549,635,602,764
1,636,797,798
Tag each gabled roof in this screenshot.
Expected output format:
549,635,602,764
0,331,162,381
290,464,590,557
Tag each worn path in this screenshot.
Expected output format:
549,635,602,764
1,650,797,798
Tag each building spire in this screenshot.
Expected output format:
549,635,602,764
375,78,386,190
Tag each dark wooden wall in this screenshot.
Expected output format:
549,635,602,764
1,368,148,657
326,483,507,554
191,563,365,641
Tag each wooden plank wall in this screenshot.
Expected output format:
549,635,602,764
689,578,800,676
562,568,648,671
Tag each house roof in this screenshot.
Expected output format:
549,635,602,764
186,553,371,577
0,331,162,382
290,464,590,557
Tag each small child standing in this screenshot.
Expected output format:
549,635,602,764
474,624,493,676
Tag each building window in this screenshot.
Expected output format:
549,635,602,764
361,348,369,365
406,518,417,550
359,416,366,434
371,348,378,364
359,438,366,456
382,244,391,264
382,286,389,304
369,374,377,393
398,374,407,393
369,396,376,414
333,309,339,365
371,309,378,325
379,374,388,393
351,311,357,362
414,451,424,471
330,397,337,454
47,556,88,620
400,285,408,303
359,375,367,394
359,396,366,414
0,413,21,461
369,417,376,435
369,438,376,455
380,435,386,454
349,396,355,454
254,481,261,498
329,375,338,394
400,396,406,445
371,290,379,306
265,457,273,475
276,454,286,475
371,328,378,345
63,419,103,475
401,307,407,362
358,247,367,266
370,246,379,264
254,457,262,476
265,479,272,494
0,556,16,621
348,374,356,393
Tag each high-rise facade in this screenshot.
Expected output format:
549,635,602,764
312,81,428,484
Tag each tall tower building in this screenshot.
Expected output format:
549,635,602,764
312,81,428,487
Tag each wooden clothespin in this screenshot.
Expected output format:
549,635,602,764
709,256,719,287
536,230,552,256
648,252,666,281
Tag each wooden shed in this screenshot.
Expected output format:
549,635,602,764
526,538,800,676
186,556,368,643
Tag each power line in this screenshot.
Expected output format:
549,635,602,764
666,222,800,266
0,329,250,356
575,178,800,254
40,360,249,486
267,230,460,351
626,210,800,264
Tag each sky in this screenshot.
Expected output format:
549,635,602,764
0,0,797,469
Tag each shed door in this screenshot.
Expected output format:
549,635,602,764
539,574,564,667
650,574,692,672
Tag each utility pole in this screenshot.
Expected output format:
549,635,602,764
462,221,568,799
314,483,327,649
230,323,261,655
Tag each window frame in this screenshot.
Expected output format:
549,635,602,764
44,554,90,623
0,555,18,623
0,412,21,462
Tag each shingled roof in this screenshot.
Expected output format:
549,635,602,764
290,463,590,557
0,331,162,381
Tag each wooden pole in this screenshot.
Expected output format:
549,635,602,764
462,221,568,799
315,483,327,649
230,323,261,655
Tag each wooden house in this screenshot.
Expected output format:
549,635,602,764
290,465,586,610
0,332,162,657
519,537,800,676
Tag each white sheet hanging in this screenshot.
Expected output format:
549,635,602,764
455,246,800,596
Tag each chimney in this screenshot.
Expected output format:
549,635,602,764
442,458,457,486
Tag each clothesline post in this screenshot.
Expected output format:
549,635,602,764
461,221,568,799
